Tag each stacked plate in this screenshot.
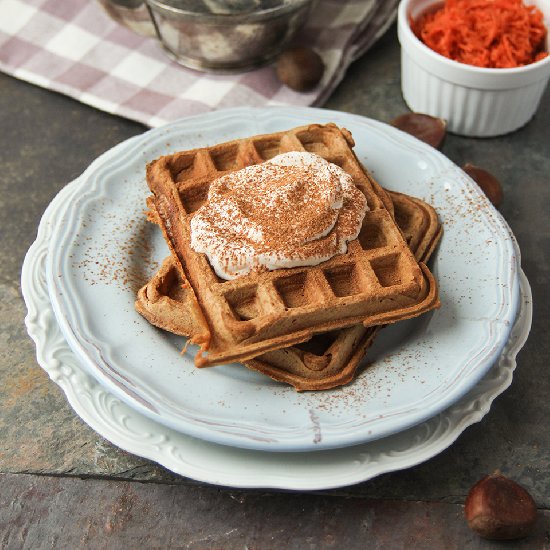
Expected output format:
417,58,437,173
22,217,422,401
22,107,531,490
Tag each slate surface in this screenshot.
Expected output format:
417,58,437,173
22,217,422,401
1,473,549,549
1,27,549,546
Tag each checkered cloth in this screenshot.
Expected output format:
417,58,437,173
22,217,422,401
0,0,398,127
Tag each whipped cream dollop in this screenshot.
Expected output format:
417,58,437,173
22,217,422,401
190,151,368,280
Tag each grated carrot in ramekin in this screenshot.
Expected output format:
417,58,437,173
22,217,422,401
412,0,548,68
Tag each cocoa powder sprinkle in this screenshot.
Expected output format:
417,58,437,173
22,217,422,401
190,152,368,279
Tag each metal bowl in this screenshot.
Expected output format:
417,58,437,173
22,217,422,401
98,0,314,73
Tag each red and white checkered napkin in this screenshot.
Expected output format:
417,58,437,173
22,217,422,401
0,0,398,127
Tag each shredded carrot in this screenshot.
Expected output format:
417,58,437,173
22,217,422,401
413,0,548,68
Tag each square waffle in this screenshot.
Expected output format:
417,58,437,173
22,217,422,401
136,191,442,390
146,123,439,367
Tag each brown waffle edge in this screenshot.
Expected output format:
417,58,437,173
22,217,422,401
136,190,442,390
146,123,440,367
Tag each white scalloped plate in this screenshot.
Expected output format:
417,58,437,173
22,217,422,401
22,177,532,489
45,107,520,452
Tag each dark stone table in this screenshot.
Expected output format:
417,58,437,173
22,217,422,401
1,27,549,548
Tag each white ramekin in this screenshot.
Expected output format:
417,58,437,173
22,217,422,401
398,0,550,136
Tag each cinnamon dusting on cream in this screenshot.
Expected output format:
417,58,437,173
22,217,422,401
190,152,368,279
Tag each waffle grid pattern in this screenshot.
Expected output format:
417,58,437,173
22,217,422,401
147,124,437,366
136,190,441,389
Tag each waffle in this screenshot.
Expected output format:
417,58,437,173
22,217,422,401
146,123,439,367
136,191,442,390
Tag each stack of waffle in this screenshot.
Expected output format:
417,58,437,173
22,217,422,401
136,123,441,390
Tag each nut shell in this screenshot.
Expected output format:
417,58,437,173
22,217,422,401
463,163,504,207
276,47,325,92
390,113,447,149
464,472,537,540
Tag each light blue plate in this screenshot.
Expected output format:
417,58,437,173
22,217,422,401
45,107,520,452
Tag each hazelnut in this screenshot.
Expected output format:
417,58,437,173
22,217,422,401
390,113,447,149
462,163,504,207
464,472,537,540
276,47,324,92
